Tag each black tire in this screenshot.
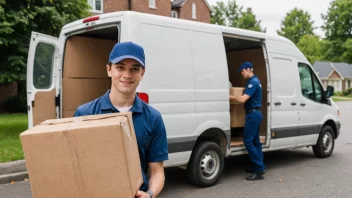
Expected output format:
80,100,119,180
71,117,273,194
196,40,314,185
186,141,224,188
313,125,335,158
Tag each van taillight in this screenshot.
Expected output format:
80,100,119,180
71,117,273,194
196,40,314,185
138,92,149,104
83,16,100,23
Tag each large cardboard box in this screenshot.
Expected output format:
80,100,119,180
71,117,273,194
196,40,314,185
230,87,246,127
20,112,143,198
63,36,116,78
62,78,111,111
230,87,244,104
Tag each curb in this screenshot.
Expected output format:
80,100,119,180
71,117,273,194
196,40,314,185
0,160,28,184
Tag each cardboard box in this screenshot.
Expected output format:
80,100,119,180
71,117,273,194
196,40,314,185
230,87,246,127
62,78,111,111
230,104,246,127
230,87,244,104
20,112,143,198
62,110,75,118
63,36,116,78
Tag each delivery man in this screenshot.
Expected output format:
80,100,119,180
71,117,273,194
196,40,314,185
229,61,266,180
74,41,168,198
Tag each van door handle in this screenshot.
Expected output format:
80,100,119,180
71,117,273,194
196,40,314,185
291,102,296,106
300,103,306,107
274,102,281,106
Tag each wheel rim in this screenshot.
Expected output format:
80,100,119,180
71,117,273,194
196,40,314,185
321,132,333,153
199,150,220,180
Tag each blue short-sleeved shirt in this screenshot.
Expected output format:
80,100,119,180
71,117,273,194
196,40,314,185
244,75,262,111
73,90,169,191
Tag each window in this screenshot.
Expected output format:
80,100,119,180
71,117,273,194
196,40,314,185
33,43,55,89
88,0,103,12
171,10,178,18
149,0,156,8
192,3,196,19
298,63,323,103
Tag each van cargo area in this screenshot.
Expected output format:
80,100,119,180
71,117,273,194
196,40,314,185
61,26,119,117
223,36,268,148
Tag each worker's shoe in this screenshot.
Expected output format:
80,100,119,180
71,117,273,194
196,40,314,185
246,170,265,180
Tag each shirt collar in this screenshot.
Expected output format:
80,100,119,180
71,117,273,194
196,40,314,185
249,75,257,81
100,90,143,113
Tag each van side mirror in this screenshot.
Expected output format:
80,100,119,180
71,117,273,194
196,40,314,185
326,86,334,98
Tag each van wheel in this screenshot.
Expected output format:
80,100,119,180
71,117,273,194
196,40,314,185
313,126,335,158
186,141,224,187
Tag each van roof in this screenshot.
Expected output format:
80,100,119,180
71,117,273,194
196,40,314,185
62,11,293,45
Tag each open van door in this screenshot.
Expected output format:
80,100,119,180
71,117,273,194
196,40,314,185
26,32,58,128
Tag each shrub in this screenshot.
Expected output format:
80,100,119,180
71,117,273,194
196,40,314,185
4,95,27,113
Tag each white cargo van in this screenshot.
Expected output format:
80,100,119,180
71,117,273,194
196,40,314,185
26,11,341,187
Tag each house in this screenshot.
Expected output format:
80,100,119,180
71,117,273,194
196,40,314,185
313,61,352,92
87,0,213,23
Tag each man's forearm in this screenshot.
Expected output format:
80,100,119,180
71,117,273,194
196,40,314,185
147,171,165,197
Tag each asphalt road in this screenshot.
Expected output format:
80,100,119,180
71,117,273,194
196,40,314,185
1,102,352,198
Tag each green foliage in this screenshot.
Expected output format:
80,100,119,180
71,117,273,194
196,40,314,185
210,0,263,32
277,8,315,44
0,0,91,84
322,0,352,63
297,35,324,64
210,1,227,26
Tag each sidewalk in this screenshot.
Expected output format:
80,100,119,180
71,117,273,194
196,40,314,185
0,160,28,184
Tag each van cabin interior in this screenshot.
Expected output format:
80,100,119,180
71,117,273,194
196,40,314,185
61,28,268,149
61,26,118,118
223,36,268,148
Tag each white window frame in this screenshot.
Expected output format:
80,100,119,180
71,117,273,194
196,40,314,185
88,0,103,13
192,3,196,19
149,0,156,9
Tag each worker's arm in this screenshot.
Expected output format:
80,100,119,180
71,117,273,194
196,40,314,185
230,94,250,104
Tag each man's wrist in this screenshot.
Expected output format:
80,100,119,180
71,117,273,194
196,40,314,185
146,190,153,198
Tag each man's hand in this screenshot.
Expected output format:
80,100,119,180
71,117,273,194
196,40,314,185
135,190,151,198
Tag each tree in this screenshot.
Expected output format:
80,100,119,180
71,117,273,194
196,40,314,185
322,0,352,63
0,0,91,84
277,8,315,44
210,1,227,26
210,0,263,32
297,35,323,64
237,8,263,32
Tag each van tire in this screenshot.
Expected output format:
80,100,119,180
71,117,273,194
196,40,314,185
186,141,224,188
313,125,335,158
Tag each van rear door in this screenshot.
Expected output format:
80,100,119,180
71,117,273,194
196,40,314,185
26,32,59,128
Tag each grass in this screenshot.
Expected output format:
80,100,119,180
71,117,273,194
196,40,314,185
331,96,352,102
0,113,28,163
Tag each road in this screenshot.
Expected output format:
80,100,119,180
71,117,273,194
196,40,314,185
1,102,352,198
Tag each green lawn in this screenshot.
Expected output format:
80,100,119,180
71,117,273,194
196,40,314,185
0,113,27,162
332,96,352,102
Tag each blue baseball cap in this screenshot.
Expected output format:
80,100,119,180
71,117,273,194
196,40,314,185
108,41,145,67
237,61,253,72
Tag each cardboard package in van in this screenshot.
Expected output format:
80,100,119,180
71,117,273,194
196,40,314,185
20,112,143,198
230,87,246,127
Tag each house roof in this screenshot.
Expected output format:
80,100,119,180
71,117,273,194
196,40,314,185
313,61,332,78
172,0,214,12
313,61,352,79
333,63,352,78
172,0,186,8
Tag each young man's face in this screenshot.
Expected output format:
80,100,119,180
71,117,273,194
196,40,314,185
106,58,145,95
241,68,251,79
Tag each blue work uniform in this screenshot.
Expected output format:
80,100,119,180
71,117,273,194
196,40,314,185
74,90,169,191
243,75,265,172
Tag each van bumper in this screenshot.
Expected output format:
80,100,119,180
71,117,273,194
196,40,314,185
335,121,341,139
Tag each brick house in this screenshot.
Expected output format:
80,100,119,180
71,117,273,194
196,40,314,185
88,0,213,23
313,61,352,92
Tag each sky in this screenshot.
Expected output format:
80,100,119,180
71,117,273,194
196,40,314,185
208,0,332,37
